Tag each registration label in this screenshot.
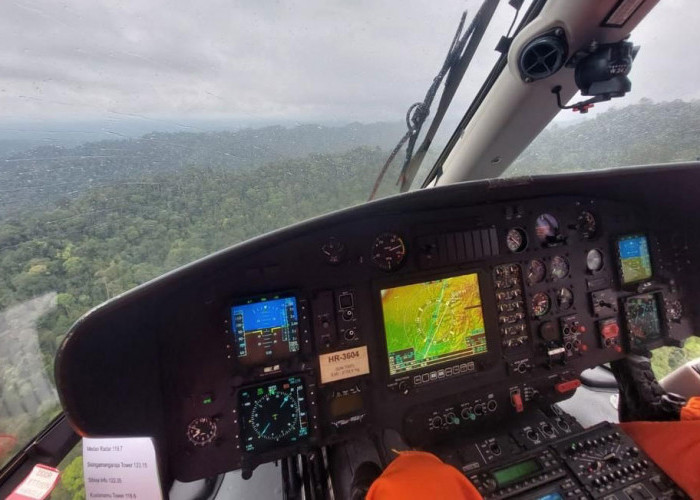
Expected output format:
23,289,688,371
319,346,370,383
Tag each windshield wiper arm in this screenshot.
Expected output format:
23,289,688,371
368,0,501,200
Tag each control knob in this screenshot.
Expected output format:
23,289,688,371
461,407,476,421
589,460,602,472
483,478,498,493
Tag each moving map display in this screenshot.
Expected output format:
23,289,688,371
231,296,300,365
381,273,487,376
625,294,663,348
618,234,652,284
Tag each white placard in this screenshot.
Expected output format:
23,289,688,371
83,437,163,500
319,345,370,383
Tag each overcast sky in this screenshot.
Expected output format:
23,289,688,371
0,0,697,130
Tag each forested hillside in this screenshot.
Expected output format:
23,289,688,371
0,121,404,219
508,99,700,176
0,146,398,368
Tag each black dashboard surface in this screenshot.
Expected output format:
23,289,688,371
55,162,700,484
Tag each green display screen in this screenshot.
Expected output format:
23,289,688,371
625,293,663,347
492,459,541,487
329,392,363,418
381,273,487,376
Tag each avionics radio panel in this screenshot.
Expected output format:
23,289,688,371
461,422,686,499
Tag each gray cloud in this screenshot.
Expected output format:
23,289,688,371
0,0,696,125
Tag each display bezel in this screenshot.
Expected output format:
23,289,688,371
226,291,303,366
491,458,543,488
236,375,314,455
374,268,498,384
615,233,653,286
623,292,666,351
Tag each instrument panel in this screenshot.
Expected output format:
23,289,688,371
55,164,700,484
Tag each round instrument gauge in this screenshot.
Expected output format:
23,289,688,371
577,210,597,239
371,233,406,271
556,287,574,310
535,213,560,244
527,259,546,285
186,417,217,446
320,237,347,265
531,292,551,317
550,255,570,280
250,391,300,441
506,228,527,253
586,249,604,272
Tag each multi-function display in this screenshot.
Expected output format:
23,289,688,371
625,294,663,348
381,272,487,376
617,234,652,284
238,377,310,453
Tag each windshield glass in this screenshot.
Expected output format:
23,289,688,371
1,0,698,485
0,0,521,471
505,0,699,177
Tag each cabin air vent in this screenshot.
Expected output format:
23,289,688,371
518,31,567,82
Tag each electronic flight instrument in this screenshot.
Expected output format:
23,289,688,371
56,163,700,498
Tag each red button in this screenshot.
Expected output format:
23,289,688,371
555,379,582,394
601,323,619,338
511,391,524,413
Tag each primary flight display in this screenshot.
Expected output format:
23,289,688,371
381,272,487,376
618,234,652,284
231,295,300,365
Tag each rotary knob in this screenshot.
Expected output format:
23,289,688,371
431,416,444,428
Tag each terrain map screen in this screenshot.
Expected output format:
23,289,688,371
381,272,487,376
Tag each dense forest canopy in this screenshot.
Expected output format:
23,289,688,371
0,100,699,491
508,99,700,176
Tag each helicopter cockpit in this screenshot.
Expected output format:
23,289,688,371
58,162,700,500
1,1,699,499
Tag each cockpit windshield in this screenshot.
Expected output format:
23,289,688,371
0,0,521,473
506,0,699,178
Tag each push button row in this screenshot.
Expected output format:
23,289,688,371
413,361,476,385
